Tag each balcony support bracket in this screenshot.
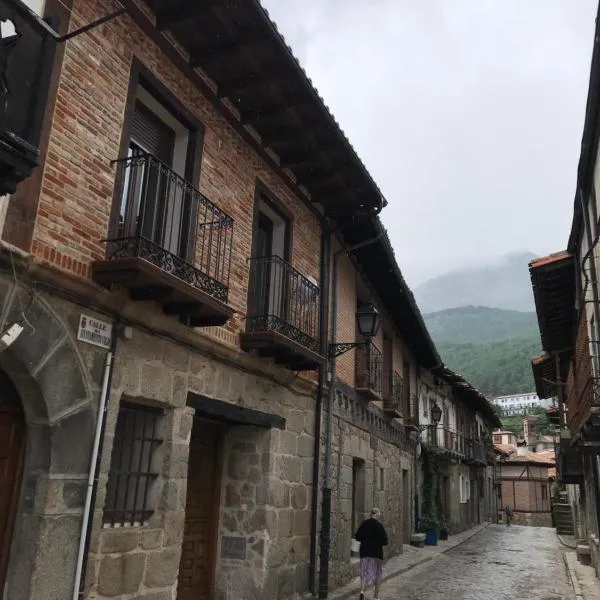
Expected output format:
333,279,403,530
328,341,366,358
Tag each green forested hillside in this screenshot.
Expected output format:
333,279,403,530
436,337,541,397
424,307,542,398
425,306,538,344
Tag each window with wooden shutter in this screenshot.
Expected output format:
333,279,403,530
131,101,175,164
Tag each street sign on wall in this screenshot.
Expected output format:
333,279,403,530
77,314,112,349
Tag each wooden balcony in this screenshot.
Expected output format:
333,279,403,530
355,343,383,401
240,256,323,371
565,312,599,438
424,425,465,459
92,154,234,327
383,371,403,417
0,1,56,194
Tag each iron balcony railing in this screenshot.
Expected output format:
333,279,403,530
423,425,471,456
107,153,234,303
466,438,487,464
355,343,384,397
383,371,404,413
246,255,320,354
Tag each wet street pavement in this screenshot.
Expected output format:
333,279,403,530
381,525,574,600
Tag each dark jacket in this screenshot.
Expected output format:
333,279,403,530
355,518,388,560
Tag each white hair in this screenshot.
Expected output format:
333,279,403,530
371,507,381,519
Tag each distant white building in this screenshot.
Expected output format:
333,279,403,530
493,392,553,417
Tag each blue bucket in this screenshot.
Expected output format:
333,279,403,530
424,530,439,546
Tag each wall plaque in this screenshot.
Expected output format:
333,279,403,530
221,536,247,560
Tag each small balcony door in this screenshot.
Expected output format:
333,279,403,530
252,212,274,317
249,195,290,320
118,98,196,262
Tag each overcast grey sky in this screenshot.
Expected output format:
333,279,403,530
261,0,597,287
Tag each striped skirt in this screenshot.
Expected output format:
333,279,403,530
360,557,383,583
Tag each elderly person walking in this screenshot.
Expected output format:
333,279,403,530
354,507,388,600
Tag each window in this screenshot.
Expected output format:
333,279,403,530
379,467,385,490
459,475,470,504
248,192,291,317
541,484,548,502
104,402,163,527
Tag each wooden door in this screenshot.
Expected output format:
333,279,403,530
177,420,223,600
0,406,24,593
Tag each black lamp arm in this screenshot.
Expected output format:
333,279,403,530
328,341,367,358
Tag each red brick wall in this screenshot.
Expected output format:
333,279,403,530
335,245,357,387
24,0,321,348
500,478,551,512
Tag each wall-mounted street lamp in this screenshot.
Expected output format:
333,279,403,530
430,402,442,447
328,303,381,358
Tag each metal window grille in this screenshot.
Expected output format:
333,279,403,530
103,402,163,527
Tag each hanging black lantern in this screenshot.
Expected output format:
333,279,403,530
356,303,381,338
431,402,442,426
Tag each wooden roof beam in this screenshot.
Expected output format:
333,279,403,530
156,1,217,31
189,33,262,67
240,102,295,126
217,66,289,99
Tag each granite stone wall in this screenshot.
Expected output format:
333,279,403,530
326,388,414,590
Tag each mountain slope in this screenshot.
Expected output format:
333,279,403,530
415,252,536,313
424,306,538,345
435,336,541,398
422,306,542,398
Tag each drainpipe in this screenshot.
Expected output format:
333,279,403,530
72,321,120,600
309,226,331,595
318,231,383,599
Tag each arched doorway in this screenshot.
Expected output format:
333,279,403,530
0,370,25,594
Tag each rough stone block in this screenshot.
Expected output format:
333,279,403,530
162,341,190,372
141,364,172,403
277,455,301,482
279,430,298,455
164,443,190,479
295,563,310,594
291,536,309,562
277,565,296,598
301,459,313,484
113,356,141,395
225,484,241,507
141,529,163,550
278,509,294,538
291,485,308,510
144,547,181,588
100,529,140,554
171,374,188,408
228,453,248,480
164,512,185,546
268,479,290,508
287,411,305,433
297,434,314,458
36,341,89,421
98,553,146,596
294,510,310,536
10,298,66,375
49,407,95,474
62,480,86,509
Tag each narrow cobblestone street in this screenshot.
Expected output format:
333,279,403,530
379,526,574,600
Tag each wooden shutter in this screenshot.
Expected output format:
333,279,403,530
131,101,175,164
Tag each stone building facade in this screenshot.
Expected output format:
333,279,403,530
416,369,499,536
0,1,494,600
